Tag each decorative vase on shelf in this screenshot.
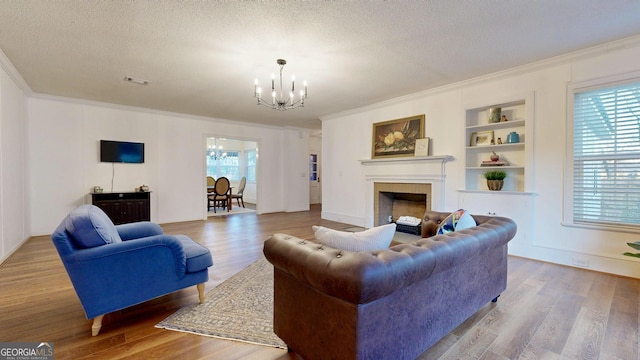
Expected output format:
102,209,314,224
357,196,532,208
488,107,501,123
487,180,504,191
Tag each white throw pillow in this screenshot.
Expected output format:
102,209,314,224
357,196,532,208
312,223,396,251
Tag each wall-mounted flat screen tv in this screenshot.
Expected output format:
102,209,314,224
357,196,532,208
100,140,145,163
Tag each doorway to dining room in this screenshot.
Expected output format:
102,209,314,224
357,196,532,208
205,137,258,216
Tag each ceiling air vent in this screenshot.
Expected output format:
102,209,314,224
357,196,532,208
123,76,149,85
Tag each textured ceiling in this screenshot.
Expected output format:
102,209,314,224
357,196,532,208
1,1,640,129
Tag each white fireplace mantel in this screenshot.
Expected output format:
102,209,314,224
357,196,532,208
360,155,454,227
359,155,453,165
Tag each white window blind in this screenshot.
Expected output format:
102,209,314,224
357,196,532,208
573,81,640,226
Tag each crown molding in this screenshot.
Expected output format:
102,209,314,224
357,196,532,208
0,47,32,95
320,34,640,122
30,92,301,131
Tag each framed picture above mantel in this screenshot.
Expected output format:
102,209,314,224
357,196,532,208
371,114,425,159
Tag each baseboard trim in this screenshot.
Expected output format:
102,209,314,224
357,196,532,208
1,235,31,266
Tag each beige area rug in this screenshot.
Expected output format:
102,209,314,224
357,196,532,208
156,258,286,349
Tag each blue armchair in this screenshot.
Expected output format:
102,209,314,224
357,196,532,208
51,205,213,336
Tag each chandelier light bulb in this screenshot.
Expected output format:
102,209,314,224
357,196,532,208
206,140,228,160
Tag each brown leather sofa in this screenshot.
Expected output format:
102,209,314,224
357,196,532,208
263,211,517,360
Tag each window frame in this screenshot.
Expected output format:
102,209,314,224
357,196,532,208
564,71,640,233
245,149,257,183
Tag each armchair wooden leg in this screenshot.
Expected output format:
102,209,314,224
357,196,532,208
197,283,205,303
91,314,104,336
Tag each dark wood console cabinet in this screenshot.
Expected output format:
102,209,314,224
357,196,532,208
91,192,151,225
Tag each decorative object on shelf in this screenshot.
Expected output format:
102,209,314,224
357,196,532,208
481,160,508,166
414,137,430,156
506,131,520,143
497,137,503,144
481,152,509,166
139,184,149,192
93,186,103,193
488,107,501,123
484,170,507,191
470,130,494,146
254,59,308,111
371,114,425,159
624,242,640,258
501,115,508,122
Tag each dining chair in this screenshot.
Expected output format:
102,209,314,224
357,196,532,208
206,176,216,210
209,177,230,213
231,176,246,208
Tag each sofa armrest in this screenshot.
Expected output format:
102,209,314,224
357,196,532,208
264,216,516,305
116,221,164,241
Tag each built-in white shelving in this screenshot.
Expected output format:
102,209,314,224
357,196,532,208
462,93,535,193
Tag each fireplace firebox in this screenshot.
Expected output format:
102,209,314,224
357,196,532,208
374,183,431,226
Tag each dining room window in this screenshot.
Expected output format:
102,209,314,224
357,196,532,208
245,149,257,182
207,150,240,181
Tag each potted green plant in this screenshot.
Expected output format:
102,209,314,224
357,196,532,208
483,170,507,191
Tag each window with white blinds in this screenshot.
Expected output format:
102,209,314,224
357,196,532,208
572,81,640,227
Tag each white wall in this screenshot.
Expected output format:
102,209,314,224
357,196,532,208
0,63,28,263
26,96,311,235
321,36,640,278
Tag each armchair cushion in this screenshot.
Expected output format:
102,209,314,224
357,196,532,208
65,205,122,248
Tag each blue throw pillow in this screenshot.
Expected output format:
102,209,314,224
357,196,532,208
65,205,122,248
436,209,476,235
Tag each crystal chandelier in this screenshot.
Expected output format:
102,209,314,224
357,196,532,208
254,59,308,110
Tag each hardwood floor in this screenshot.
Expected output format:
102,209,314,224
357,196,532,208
1,205,638,359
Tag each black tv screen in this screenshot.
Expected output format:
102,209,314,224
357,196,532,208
100,140,145,163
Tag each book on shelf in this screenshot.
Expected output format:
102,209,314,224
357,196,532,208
480,160,509,167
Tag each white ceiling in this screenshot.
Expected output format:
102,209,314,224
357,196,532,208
1,1,640,129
